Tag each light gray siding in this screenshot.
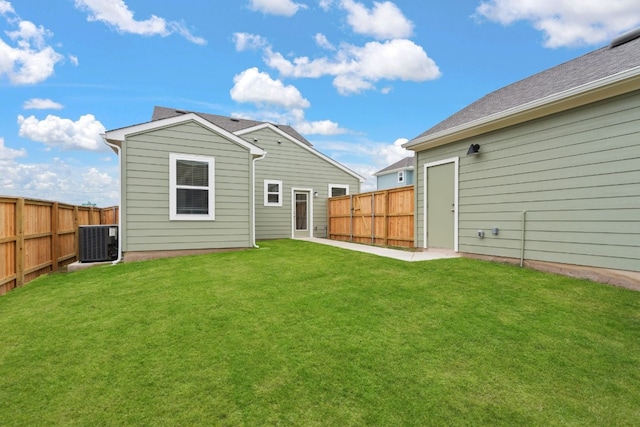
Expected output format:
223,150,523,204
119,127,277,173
241,128,361,239
416,90,640,272
377,169,414,190
121,121,253,252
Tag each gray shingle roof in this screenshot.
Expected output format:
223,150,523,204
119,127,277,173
374,156,414,175
152,106,312,146
408,30,640,143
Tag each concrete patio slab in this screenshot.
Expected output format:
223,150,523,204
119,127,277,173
299,238,459,262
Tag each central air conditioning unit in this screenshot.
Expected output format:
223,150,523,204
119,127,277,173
79,225,118,262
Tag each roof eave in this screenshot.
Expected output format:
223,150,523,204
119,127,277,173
104,113,266,156
373,165,414,177
404,66,640,152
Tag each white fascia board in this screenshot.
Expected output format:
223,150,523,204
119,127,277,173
104,113,266,156
235,123,366,182
404,66,640,152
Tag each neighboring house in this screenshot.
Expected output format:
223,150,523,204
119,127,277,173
403,28,640,286
103,106,363,261
374,157,414,190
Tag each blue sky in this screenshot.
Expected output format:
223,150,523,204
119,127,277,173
2,0,639,206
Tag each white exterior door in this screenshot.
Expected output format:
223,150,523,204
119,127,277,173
292,189,313,238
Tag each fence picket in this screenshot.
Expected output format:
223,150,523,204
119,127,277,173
327,187,414,248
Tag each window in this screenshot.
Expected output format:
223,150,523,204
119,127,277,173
329,184,349,197
295,192,308,231
398,170,405,183
169,153,215,220
264,180,283,206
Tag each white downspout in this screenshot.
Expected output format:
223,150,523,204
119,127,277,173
102,135,123,265
252,152,267,248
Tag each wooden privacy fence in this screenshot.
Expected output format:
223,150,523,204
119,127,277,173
0,197,118,295
328,187,414,248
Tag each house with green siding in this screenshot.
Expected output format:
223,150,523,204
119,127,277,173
103,107,362,261
403,28,640,288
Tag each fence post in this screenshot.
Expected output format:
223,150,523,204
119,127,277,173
51,202,59,272
15,198,24,288
73,205,79,262
349,195,353,243
383,190,389,246
371,193,375,244
326,199,330,240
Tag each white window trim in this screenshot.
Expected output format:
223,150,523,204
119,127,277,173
328,184,349,197
169,153,215,221
264,179,283,207
398,170,405,183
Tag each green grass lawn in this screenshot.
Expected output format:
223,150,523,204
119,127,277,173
1,239,639,426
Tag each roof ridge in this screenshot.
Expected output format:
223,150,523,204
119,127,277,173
151,106,313,146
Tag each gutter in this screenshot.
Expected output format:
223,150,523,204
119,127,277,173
252,152,267,248
101,135,123,265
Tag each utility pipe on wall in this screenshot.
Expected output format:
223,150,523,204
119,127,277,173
520,210,527,268
252,152,267,248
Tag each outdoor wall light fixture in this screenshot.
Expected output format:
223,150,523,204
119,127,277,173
467,144,481,155
314,192,319,198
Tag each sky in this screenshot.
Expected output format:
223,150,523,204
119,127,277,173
2,0,640,207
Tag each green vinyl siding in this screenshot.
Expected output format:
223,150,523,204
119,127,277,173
415,89,640,272
121,121,253,252
240,128,360,239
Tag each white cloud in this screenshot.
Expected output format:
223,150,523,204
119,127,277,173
74,0,206,45
0,156,119,206
248,0,307,16
234,32,268,51
232,106,348,136
312,137,412,191
340,0,414,39
82,167,116,194
379,137,412,165
314,33,335,50
265,39,440,95
168,21,207,45
17,114,107,151
0,137,27,160
229,69,349,135
296,119,347,135
230,67,311,109
68,54,79,65
0,13,64,84
475,0,640,47
319,0,334,11
0,0,14,15
23,98,64,110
